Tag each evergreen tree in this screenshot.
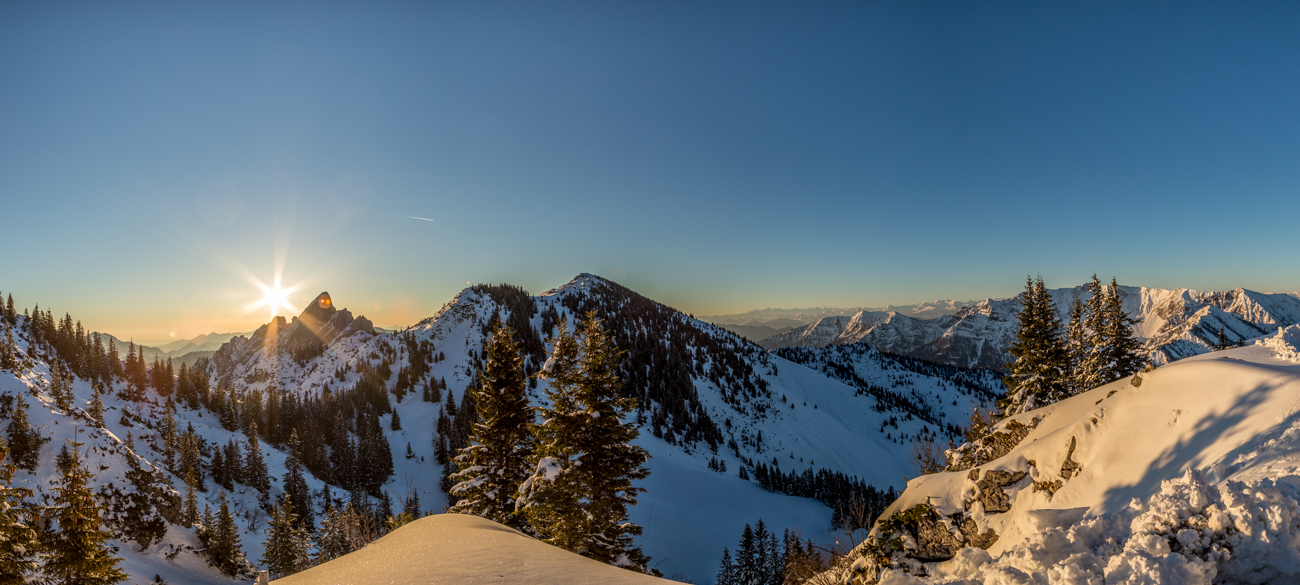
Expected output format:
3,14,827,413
5,397,41,471
0,322,15,372
1063,297,1089,396
1001,276,1068,415
181,471,199,527
284,429,314,531
1077,274,1110,390
518,313,652,571
1102,277,1146,379
88,385,106,428
390,408,401,431
0,439,39,585
243,422,270,499
449,320,534,526
1216,325,1230,351
206,491,251,577
261,496,314,577
41,438,128,585
716,547,737,585
314,503,353,564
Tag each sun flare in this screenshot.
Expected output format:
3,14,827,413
246,277,298,319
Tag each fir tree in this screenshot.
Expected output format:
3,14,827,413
284,429,314,531
1077,274,1110,390
243,422,270,499
88,385,106,428
41,438,128,585
1102,277,1146,379
206,491,251,577
180,471,199,527
1063,297,1089,396
716,547,737,585
314,503,353,564
1001,276,1069,415
0,439,39,585
5,397,41,471
449,320,534,526
390,408,401,431
261,496,314,577
518,313,652,571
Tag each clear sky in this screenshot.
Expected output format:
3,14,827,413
2,1,1299,343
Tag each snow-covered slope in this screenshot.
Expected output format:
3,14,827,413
760,285,1300,371
277,513,681,585
827,325,1300,584
196,274,1003,581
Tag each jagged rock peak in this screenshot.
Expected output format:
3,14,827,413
300,292,338,323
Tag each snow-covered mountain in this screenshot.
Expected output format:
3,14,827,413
819,325,1300,584
1,274,1006,584
760,285,1300,371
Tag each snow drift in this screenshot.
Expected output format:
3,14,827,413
831,324,1300,583
276,513,680,585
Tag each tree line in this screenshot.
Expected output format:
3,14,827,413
1002,275,1146,416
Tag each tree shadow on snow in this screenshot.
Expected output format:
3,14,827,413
1098,381,1281,513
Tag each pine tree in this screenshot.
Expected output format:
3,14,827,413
1216,325,1229,351
1077,274,1110,390
314,503,353,563
41,438,128,585
88,385,106,427
390,408,401,431
284,429,314,531
5,397,41,471
449,319,534,526
518,313,652,571
181,471,199,527
0,439,39,585
1102,277,1146,379
243,422,270,499
1063,297,1089,396
716,547,737,585
1001,276,1069,415
261,496,314,577
0,322,15,372
206,491,251,577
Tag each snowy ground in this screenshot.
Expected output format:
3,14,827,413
276,513,682,585
854,325,1300,584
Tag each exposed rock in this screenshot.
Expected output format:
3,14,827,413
958,516,999,549
948,417,1039,472
967,469,1027,513
1060,436,1081,479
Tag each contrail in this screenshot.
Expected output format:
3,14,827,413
403,216,435,222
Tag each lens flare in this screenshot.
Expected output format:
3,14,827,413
246,277,298,320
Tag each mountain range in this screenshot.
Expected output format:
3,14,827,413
756,284,1300,371
1,274,1000,584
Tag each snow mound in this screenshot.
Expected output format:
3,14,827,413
275,513,680,585
881,470,1300,585
1257,325,1300,364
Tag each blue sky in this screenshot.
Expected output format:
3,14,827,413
2,1,1299,342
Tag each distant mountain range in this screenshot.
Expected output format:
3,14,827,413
92,330,253,367
699,301,979,342
754,285,1300,371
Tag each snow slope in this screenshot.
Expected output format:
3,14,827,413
197,274,1001,582
829,325,1300,584
276,513,681,585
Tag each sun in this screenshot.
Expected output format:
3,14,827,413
246,277,298,320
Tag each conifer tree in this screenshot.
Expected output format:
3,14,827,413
41,438,128,585
206,491,251,577
5,397,41,471
1102,277,1146,379
314,503,353,563
243,422,270,499
181,471,199,527
88,385,106,428
0,322,15,372
261,496,314,577
1001,277,1069,415
1077,274,1110,390
449,320,534,526
0,439,39,585
716,548,737,585
390,408,401,431
518,313,652,571
1063,297,1089,396
284,429,314,531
